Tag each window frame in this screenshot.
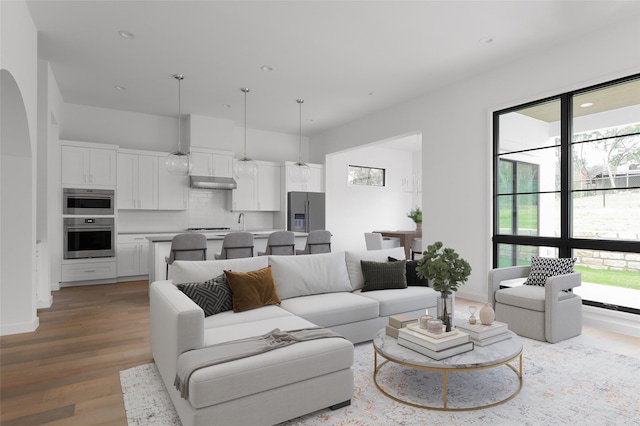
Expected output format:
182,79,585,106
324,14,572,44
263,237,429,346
347,164,386,187
492,73,640,314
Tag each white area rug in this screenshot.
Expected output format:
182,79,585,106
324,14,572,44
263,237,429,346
121,338,640,425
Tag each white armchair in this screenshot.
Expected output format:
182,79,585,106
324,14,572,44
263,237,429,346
488,266,582,343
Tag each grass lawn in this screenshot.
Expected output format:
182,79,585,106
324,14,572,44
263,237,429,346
574,265,640,290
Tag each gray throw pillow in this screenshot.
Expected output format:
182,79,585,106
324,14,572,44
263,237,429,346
177,274,233,316
360,259,407,292
524,256,577,286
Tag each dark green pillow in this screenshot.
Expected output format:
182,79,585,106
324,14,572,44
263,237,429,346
388,256,429,287
360,259,407,292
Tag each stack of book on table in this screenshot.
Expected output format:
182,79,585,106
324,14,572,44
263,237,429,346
385,313,418,338
455,321,511,346
397,323,474,360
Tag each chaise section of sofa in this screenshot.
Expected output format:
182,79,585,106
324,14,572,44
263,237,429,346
150,246,439,425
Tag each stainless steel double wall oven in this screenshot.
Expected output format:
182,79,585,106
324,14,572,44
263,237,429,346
63,188,115,259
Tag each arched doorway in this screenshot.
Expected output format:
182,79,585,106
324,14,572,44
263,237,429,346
1,69,37,335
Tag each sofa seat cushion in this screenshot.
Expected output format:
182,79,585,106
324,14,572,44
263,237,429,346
345,247,407,291
269,251,352,300
191,316,354,409
279,293,379,328
495,285,575,312
203,305,293,330
354,286,438,316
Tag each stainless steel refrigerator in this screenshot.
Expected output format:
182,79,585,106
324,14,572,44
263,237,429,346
287,192,325,232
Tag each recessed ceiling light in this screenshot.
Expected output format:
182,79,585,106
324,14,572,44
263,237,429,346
261,65,273,72
306,118,315,123
580,102,594,108
368,92,374,96
223,104,231,108
118,30,135,39
479,36,494,44
114,85,126,91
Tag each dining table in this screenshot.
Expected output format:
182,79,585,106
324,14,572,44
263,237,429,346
373,229,421,259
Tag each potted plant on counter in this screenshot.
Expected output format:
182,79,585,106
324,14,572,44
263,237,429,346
407,207,423,231
416,241,471,331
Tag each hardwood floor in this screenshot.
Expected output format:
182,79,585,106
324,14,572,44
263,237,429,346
1,282,638,425
1,281,152,425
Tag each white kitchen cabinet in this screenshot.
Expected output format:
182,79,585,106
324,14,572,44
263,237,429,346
117,153,158,210
190,149,233,177
284,161,324,193
61,259,117,283
231,161,280,211
61,144,117,187
257,162,281,210
158,157,189,210
117,235,149,277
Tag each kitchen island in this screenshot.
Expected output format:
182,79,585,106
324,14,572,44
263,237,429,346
146,230,308,282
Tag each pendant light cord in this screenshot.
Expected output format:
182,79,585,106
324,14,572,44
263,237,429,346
178,76,182,152
242,88,250,158
297,99,304,164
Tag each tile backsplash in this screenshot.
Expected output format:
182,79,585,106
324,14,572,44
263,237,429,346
117,188,275,233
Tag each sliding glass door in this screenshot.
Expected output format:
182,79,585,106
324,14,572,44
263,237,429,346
493,75,640,313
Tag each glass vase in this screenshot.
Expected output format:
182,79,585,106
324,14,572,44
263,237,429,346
436,292,454,331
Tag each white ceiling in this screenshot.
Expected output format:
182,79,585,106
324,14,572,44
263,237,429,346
26,1,640,136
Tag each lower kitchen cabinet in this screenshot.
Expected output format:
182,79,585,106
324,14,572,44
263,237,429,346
61,259,117,283
117,234,150,277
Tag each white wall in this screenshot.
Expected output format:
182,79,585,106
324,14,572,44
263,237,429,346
61,103,179,151
326,145,418,252
232,127,306,164
311,16,640,302
0,0,40,335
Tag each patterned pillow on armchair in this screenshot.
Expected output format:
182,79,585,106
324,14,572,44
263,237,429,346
524,256,577,286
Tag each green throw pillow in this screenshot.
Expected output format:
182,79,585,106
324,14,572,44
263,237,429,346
360,259,407,292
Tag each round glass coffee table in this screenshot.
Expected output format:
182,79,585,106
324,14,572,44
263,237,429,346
373,328,523,411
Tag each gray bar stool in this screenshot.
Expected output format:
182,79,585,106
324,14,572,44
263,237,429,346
214,232,254,259
165,233,207,279
296,230,332,255
258,231,295,256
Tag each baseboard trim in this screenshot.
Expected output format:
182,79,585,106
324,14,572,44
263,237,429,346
583,305,640,338
1,317,39,336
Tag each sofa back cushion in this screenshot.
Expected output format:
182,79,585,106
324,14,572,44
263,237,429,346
171,256,269,284
269,251,352,300
345,246,406,291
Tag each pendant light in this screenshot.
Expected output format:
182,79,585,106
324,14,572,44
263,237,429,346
233,88,258,179
165,74,192,175
289,98,311,183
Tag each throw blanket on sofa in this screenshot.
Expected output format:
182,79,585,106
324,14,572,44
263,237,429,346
174,327,344,399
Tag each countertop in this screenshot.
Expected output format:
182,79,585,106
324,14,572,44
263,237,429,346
143,229,308,242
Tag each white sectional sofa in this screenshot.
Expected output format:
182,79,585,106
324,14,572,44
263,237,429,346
150,246,439,426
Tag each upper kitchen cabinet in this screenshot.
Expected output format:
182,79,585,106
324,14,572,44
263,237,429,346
117,152,158,210
231,161,281,211
158,157,189,210
61,142,117,188
283,161,324,193
190,148,234,178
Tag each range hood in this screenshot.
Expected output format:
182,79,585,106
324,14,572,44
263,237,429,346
190,176,237,190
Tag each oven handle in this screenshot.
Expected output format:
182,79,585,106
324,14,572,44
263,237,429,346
66,226,113,231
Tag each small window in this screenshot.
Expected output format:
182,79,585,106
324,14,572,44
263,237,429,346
348,165,386,186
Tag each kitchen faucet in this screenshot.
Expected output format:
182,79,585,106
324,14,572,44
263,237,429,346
238,212,245,231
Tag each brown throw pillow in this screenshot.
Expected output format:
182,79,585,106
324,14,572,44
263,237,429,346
224,266,281,312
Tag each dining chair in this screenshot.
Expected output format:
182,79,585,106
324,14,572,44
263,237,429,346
364,232,401,251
